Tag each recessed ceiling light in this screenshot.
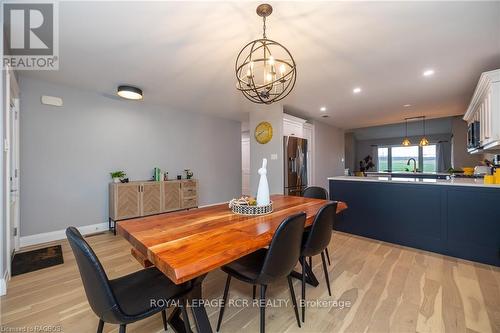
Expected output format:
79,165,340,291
353,87,362,94
117,85,143,100
320,106,327,112
422,69,435,77
321,114,329,118
403,104,412,107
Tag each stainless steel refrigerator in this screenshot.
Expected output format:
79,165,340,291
284,136,308,196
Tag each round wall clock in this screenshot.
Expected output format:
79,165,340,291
255,121,273,144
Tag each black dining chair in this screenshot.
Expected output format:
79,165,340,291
302,186,332,266
299,202,338,322
66,227,193,333
216,213,306,333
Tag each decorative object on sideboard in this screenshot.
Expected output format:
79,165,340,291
235,4,296,104
120,178,129,183
185,169,193,179
163,172,169,181
110,170,126,183
177,175,182,180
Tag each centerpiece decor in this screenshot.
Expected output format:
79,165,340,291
229,158,273,215
235,4,297,104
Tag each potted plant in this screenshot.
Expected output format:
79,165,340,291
110,171,126,183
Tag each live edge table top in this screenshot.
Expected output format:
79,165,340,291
117,194,346,284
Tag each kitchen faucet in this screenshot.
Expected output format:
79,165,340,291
407,158,417,172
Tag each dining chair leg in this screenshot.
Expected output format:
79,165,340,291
216,275,231,332
259,285,267,333
96,319,104,333
325,247,331,266
300,256,306,323
119,324,126,333
321,251,332,296
309,256,312,270
180,299,192,333
252,284,256,300
287,275,301,328
161,309,168,331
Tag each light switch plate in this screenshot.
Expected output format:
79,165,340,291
271,154,278,160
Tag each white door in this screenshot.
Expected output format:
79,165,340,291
9,99,20,252
4,68,20,280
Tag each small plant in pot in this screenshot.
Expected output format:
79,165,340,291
110,171,126,183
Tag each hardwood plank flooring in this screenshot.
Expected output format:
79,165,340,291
1,231,499,333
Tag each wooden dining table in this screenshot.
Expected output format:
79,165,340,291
117,194,347,333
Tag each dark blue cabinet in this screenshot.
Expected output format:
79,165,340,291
330,180,500,266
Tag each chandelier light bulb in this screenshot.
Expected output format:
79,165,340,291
268,56,275,66
279,64,286,75
266,73,273,82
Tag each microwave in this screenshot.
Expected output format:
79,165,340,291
467,121,480,149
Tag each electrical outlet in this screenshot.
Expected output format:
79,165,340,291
271,154,278,160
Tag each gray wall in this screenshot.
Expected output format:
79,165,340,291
347,116,458,172
451,116,485,168
19,76,242,236
355,134,452,171
248,104,284,195
311,121,345,189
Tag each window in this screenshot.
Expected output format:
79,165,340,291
377,147,389,171
377,144,438,172
391,146,419,171
422,145,437,172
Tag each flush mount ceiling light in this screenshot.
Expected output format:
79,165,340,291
117,85,143,100
422,69,435,77
403,104,412,107
320,106,327,112
353,87,362,94
235,4,297,104
402,118,411,146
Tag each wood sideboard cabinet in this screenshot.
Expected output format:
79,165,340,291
109,179,198,234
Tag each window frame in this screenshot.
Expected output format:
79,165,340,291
377,144,437,172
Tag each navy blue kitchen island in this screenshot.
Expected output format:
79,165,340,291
329,176,500,266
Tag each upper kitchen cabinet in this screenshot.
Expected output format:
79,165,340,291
283,113,307,138
464,69,500,151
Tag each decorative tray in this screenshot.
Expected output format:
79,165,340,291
229,197,273,216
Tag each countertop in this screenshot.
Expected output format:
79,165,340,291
328,176,500,188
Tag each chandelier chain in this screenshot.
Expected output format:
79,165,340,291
262,16,267,39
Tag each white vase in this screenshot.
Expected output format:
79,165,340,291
256,158,270,206
113,178,120,183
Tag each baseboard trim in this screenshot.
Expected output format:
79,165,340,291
0,270,8,296
20,223,109,248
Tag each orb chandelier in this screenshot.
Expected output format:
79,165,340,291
235,4,297,104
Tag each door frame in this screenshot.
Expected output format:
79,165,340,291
4,65,20,280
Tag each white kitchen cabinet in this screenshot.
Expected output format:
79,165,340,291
464,69,500,151
283,113,307,138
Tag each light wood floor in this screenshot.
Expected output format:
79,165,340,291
1,231,499,333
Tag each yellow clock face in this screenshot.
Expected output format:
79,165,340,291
255,121,273,144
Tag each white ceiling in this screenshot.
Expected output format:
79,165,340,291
22,1,500,129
